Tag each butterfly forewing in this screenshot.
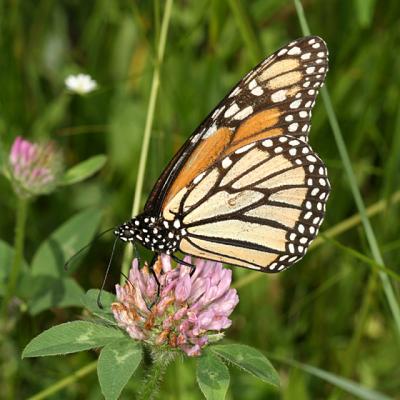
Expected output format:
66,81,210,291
146,36,328,216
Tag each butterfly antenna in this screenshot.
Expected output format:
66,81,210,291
64,227,115,271
120,271,134,288
97,237,119,309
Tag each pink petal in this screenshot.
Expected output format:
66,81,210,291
161,253,172,272
175,273,191,303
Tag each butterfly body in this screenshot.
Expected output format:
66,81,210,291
115,214,185,254
116,36,331,273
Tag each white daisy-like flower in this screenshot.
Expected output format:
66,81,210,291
65,73,97,95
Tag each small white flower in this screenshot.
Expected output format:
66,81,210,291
65,73,97,95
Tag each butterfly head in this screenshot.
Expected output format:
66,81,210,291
114,221,137,243
114,214,186,254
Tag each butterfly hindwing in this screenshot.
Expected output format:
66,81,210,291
166,135,330,272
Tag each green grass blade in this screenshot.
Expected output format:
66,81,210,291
271,356,392,400
293,0,400,335
227,0,263,63
120,0,174,281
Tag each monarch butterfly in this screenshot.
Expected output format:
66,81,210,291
115,36,330,273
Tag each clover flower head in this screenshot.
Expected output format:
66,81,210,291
8,136,63,198
65,73,97,95
112,255,239,357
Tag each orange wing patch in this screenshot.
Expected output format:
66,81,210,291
234,108,280,141
163,110,285,210
163,127,231,206
225,108,283,154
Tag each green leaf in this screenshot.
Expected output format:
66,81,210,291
61,155,107,186
0,239,29,296
22,321,125,358
274,356,391,400
25,276,85,315
197,350,229,400
97,339,142,400
31,208,102,277
211,344,279,388
82,289,116,323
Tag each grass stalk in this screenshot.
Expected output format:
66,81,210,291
227,0,263,63
347,274,379,373
293,0,400,334
27,361,97,400
121,0,174,281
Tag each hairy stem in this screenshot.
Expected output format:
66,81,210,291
1,197,28,321
140,351,175,400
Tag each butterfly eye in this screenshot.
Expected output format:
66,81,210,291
114,225,134,240
123,229,134,238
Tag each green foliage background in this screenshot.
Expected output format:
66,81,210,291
1,0,400,398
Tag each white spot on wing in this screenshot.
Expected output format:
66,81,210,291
248,79,257,90
287,46,301,55
235,143,255,154
234,106,253,120
262,139,273,147
285,114,293,122
222,157,232,169
193,171,206,184
212,105,226,118
251,86,264,96
290,100,302,109
224,103,240,118
299,111,308,118
228,87,241,98
271,89,287,103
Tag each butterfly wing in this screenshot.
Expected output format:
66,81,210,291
168,135,330,272
145,36,328,216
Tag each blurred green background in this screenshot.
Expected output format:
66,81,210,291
1,0,400,399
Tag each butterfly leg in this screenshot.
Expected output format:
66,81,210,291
133,242,142,268
144,253,161,310
149,254,161,297
171,254,196,277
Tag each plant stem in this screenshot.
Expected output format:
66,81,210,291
293,0,400,335
1,197,28,320
140,352,172,400
350,273,378,368
27,361,97,400
121,0,174,282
